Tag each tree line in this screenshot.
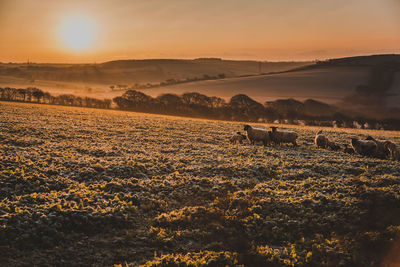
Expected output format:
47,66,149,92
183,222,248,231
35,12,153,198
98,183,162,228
113,90,400,130
1,86,400,130
0,87,111,109
110,73,227,91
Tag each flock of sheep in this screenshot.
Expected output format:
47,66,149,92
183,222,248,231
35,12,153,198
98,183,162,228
229,125,400,161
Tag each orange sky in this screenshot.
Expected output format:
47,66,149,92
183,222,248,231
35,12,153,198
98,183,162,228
0,0,399,63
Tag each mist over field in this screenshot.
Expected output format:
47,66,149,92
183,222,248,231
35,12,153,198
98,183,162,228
2,55,400,117
0,59,310,98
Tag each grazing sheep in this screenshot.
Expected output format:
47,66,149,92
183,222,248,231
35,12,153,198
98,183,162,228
384,141,400,161
270,126,298,147
365,136,389,159
343,144,355,154
314,130,339,150
243,125,271,146
326,140,341,151
314,130,328,148
230,132,247,144
350,138,378,157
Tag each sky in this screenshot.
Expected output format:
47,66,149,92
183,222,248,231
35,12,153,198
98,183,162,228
0,0,399,63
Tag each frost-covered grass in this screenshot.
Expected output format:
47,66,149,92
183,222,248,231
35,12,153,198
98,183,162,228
0,101,399,266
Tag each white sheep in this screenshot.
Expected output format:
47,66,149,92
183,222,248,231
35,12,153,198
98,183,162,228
350,138,377,157
229,132,247,144
384,141,400,161
365,136,389,159
314,130,328,148
270,126,298,147
243,125,271,146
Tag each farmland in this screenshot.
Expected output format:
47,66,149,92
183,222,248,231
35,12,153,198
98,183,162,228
140,66,369,104
0,101,400,266
0,59,310,100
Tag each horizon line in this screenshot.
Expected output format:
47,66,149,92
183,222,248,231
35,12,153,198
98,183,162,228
1,53,399,65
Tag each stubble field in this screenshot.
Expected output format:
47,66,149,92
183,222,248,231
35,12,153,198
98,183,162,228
0,101,399,266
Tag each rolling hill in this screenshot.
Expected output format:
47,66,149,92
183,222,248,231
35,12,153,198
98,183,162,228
0,58,310,94
0,58,312,86
140,66,369,104
139,54,400,106
1,54,399,114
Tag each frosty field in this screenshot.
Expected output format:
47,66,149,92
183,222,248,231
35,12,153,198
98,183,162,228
0,101,399,266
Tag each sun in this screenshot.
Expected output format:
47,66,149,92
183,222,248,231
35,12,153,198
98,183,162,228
59,15,97,52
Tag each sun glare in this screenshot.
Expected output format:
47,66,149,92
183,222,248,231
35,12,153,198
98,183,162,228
59,15,96,52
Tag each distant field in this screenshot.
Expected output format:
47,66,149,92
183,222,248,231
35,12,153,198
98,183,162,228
0,59,311,100
0,65,391,107
1,101,399,266
1,65,369,105
141,66,370,104
0,75,122,99
2,55,400,109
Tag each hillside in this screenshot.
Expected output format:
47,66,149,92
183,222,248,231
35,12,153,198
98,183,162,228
1,54,399,116
0,59,310,94
140,66,369,104
1,102,399,266
99,58,311,80
140,54,400,106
